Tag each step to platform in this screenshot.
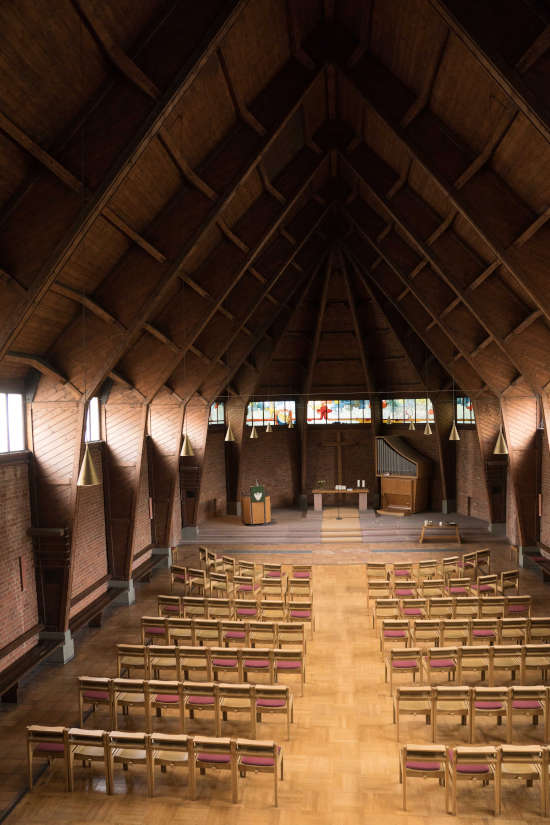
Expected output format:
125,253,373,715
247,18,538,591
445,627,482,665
376,508,409,517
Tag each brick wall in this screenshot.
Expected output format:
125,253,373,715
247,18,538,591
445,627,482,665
69,443,108,618
455,429,491,521
241,427,299,507
198,429,227,521
132,441,152,570
0,457,39,671
304,426,374,506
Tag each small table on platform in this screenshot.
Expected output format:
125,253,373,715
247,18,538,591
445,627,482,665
313,488,369,513
419,521,461,544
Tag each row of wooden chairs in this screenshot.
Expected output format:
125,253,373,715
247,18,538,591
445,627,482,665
79,675,295,736
196,549,312,583
27,725,283,805
158,593,312,623
379,616,549,651
395,684,550,743
372,595,532,625
170,566,312,600
368,574,521,604
400,743,548,816
385,643,550,692
367,549,493,583
141,610,315,647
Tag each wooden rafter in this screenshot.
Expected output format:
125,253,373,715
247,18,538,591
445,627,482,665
5,351,80,396
303,249,332,396
50,282,124,328
102,207,167,262
217,48,267,136
400,29,450,127
340,254,375,396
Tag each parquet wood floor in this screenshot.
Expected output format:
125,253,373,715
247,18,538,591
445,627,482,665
1,542,548,824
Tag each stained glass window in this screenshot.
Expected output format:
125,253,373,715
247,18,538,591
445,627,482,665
0,393,25,452
246,400,295,426
306,399,371,424
85,397,101,441
382,398,435,424
456,396,475,424
208,401,225,425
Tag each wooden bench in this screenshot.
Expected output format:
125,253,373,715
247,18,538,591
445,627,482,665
0,636,60,703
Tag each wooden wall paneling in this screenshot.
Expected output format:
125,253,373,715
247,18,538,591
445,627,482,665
148,393,185,546
501,394,539,556
180,400,210,533
472,393,505,527
224,396,248,515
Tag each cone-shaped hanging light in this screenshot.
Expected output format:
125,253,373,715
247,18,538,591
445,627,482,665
424,421,432,436
77,444,100,486
181,433,194,456
493,428,508,455
408,420,415,431
265,422,273,433
288,419,294,429
250,425,258,439
449,421,460,441
224,424,235,442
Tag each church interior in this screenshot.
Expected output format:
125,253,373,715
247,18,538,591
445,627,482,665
2,0,550,822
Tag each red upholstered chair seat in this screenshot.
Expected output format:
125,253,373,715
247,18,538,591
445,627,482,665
406,760,441,771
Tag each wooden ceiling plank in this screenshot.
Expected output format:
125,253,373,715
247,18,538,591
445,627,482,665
0,0,249,360
217,47,267,136
285,0,316,70
72,0,161,100
143,322,181,353
102,207,167,262
0,109,82,193
401,28,450,127
50,282,125,329
467,259,501,291
249,266,267,284
454,109,519,190
108,369,144,398
5,351,80,396
158,130,217,200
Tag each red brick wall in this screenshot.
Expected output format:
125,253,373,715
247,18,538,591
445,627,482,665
0,457,39,671
507,467,520,546
241,427,299,507
541,433,550,547
198,429,227,522
69,444,108,617
132,441,152,570
304,426,374,505
456,429,491,521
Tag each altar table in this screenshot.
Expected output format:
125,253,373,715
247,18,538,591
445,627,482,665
313,488,368,512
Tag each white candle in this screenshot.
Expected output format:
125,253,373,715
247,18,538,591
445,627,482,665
357,479,360,488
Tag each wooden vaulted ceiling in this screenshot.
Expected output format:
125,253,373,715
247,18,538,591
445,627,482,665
1,0,550,406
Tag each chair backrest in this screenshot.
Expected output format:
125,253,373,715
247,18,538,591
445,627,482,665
429,597,454,618
254,684,290,705
412,619,441,642
236,737,277,766
107,730,148,752
157,594,182,616
393,580,418,596
491,645,522,668
28,724,67,747
471,618,498,639
183,596,208,617
207,598,233,618
260,600,286,620
434,685,471,706
277,622,305,645
286,577,311,595
367,580,392,599
234,599,260,619
166,617,194,644
238,560,256,577
478,596,505,617
460,551,477,569
67,727,108,749
441,556,459,575
475,548,491,574
459,645,491,662
381,619,409,640
262,563,282,576
472,685,509,705
220,620,250,646
509,684,547,702
528,617,550,638
141,616,168,642
498,617,527,640
199,546,208,567
260,576,283,594
505,595,531,617
248,621,277,644
149,732,189,754
475,574,497,593
222,556,236,575
395,685,433,705
420,578,445,597
499,569,519,593
403,744,446,767
452,745,496,773
366,562,387,580
401,598,427,616
209,572,229,587
287,600,313,621
523,643,550,659
148,680,182,703
426,646,458,666
112,677,147,697
374,599,400,620
441,619,470,643
193,619,222,644
291,564,311,578
188,567,206,582
176,646,210,677
417,559,438,577
192,735,233,761
116,644,148,673
390,561,413,577
218,682,254,702
183,681,218,700
148,644,178,664
170,565,187,585
447,578,470,594
453,597,480,617
390,647,421,665
78,675,112,695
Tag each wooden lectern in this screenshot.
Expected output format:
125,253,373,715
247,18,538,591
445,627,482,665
241,485,271,525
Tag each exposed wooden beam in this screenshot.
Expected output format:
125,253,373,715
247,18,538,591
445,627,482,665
303,250,332,396
217,218,250,253
341,255,375,396
286,0,316,70
0,265,27,294
158,130,217,200
5,351,80,396
258,163,286,204
400,29,450,127
504,309,543,340
516,24,550,73
144,322,181,353
454,108,518,189
50,282,124,328
102,207,167,262
217,47,267,136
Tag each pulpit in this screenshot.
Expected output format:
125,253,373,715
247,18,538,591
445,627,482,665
241,485,271,525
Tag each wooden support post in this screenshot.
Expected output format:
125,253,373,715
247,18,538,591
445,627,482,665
224,398,248,516
473,394,505,529
179,401,210,535
432,395,456,514
501,395,539,560
148,390,185,547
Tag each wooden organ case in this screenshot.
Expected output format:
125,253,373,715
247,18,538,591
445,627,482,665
376,436,431,516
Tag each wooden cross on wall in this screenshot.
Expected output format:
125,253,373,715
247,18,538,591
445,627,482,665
321,430,360,485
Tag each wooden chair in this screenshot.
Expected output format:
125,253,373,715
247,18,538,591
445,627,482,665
508,685,548,744
400,744,448,812
441,618,470,647
424,646,458,684
432,686,471,743
237,559,257,578
170,564,188,592
220,619,249,647
417,559,438,581
193,618,222,647
290,564,311,580
240,648,274,684
149,680,185,731
183,682,220,735
27,725,68,791
385,647,422,694
205,549,218,573
478,596,506,618
400,598,427,619
187,567,207,595
234,598,261,620
166,617,194,647
106,731,149,794
373,598,400,629
440,556,459,580
112,678,150,731
393,686,433,740
78,676,113,728
470,618,498,646
475,548,491,575
498,617,528,645
260,599,286,622
366,561,387,585
496,744,547,817
222,556,236,577
498,569,519,595
148,644,178,680
255,684,293,740
380,619,410,653
209,572,233,599
274,648,305,696
209,647,242,681
218,683,255,737
249,620,277,648
141,616,169,645
457,645,491,684
490,644,522,686
411,619,442,650
446,577,471,597
277,622,306,652
199,545,209,569
157,594,182,617
236,738,283,807
428,597,454,620
505,595,532,617
177,646,211,681
260,576,284,600
457,550,477,577
286,577,312,600
367,578,392,607
393,579,418,598
453,596,480,619
182,596,208,618
263,562,283,579
448,745,497,816
470,686,509,743
471,573,498,597
65,727,110,793
189,736,237,802
420,578,445,598
287,599,315,634
389,561,414,580
116,644,148,678
206,597,233,620
521,644,550,682
528,617,550,642
148,732,190,796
